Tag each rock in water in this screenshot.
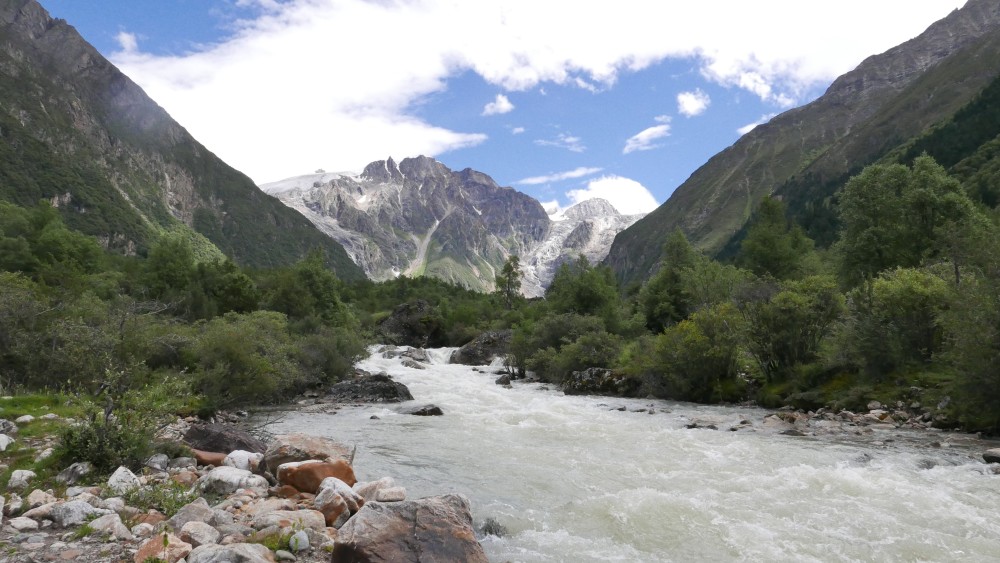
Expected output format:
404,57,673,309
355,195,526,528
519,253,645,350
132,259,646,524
333,494,488,563
450,330,512,365
325,374,414,404
563,367,639,396
983,448,1000,463
400,404,444,416
376,300,442,347
183,423,267,454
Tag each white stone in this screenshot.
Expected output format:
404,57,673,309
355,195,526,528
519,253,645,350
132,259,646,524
50,500,111,528
88,513,133,540
4,493,22,516
222,450,264,473
25,489,56,509
353,476,395,502
0,434,13,452
33,447,53,462
21,502,57,520
14,415,34,424
8,516,38,531
288,529,310,553
187,543,274,563
181,520,221,547
7,469,35,491
131,522,155,538
39,413,59,420
107,466,140,495
376,486,407,502
319,476,364,512
197,466,268,497
251,509,326,531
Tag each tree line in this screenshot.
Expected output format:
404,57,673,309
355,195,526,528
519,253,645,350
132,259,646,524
2,153,999,434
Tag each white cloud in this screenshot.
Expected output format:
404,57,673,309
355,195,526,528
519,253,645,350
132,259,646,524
737,113,778,135
511,126,525,135
516,167,603,185
482,94,515,116
654,114,671,124
677,89,711,117
623,124,671,154
110,0,965,182
115,31,139,53
566,176,659,215
535,133,585,153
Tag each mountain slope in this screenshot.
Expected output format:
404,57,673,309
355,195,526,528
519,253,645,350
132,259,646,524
521,198,644,297
0,0,362,277
264,157,644,294
263,156,550,292
606,0,1000,286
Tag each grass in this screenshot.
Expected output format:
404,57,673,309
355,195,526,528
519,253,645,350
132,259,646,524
0,394,88,493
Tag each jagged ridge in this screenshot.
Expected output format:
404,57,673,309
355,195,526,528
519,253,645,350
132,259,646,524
263,158,644,295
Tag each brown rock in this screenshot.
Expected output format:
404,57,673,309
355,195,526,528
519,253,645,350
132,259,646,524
334,494,487,562
134,533,192,563
277,460,356,493
192,448,228,467
136,510,166,527
264,433,352,474
314,490,349,528
271,485,301,499
172,470,200,487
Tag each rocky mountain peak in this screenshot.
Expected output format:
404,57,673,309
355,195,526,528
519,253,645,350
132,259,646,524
561,198,620,221
360,157,404,183
397,155,450,180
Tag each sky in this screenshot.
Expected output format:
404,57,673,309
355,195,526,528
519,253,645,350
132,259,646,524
42,0,966,216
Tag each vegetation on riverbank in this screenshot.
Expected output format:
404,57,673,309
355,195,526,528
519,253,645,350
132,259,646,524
2,154,999,463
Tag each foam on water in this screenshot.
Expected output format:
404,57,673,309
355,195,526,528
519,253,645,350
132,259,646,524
268,347,1000,562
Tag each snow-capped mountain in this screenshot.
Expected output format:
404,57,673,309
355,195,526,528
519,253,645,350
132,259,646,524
262,156,644,295
521,198,645,297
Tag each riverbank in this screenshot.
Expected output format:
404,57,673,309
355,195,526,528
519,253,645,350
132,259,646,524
0,395,488,562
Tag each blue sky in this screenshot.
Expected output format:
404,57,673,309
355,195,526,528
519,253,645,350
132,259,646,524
42,0,964,215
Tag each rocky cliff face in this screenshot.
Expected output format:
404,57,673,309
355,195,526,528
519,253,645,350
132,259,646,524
0,0,362,277
263,156,550,292
264,158,642,294
606,0,1000,287
521,198,643,297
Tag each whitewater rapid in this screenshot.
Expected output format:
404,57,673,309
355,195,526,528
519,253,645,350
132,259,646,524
267,348,1000,562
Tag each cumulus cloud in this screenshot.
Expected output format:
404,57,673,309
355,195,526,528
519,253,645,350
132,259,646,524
535,133,586,153
677,89,711,117
482,94,515,116
111,0,964,182
115,31,139,53
566,176,659,215
516,167,603,185
623,124,671,154
511,126,526,134
737,113,779,135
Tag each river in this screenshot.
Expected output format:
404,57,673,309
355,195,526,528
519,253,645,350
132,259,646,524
267,347,1000,562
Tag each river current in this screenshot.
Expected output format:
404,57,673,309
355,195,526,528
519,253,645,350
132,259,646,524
267,347,1000,562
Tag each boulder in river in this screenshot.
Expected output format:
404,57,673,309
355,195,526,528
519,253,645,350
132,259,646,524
326,374,414,403
401,404,444,416
183,423,266,455
376,299,443,347
563,368,639,397
450,330,512,366
983,448,1000,464
333,494,488,563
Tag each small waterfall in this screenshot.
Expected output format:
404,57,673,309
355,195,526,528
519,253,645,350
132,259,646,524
423,347,457,365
